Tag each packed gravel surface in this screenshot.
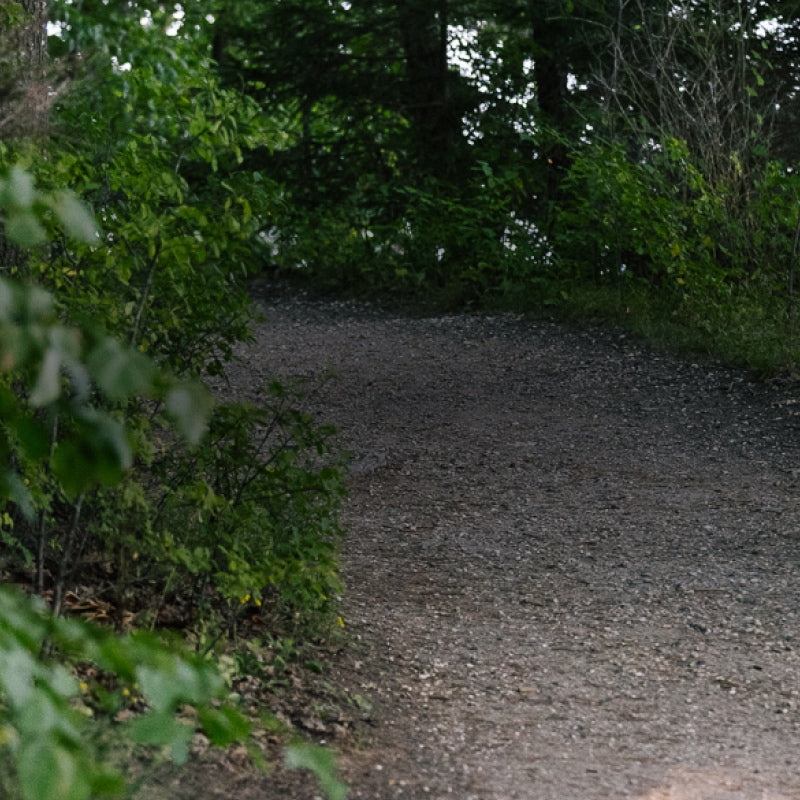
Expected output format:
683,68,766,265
171,288,800,799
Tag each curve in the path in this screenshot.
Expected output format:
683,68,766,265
247,295,800,800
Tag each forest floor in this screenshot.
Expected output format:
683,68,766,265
157,287,800,799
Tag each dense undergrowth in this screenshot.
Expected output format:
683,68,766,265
269,138,800,378
0,6,348,799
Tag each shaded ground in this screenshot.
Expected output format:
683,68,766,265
165,289,800,799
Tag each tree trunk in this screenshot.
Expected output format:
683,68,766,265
0,0,49,136
397,0,460,180
1,0,48,273
527,0,574,233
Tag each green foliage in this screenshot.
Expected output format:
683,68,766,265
0,585,249,800
285,742,347,800
215,0,549,307
40,18,279,376
216,0,800,373
2,6,346,798
0,166,97,247
93,381,346,633
0,166,247,800
554,138,727,291
0,167,212,517
272,163,546,309
1,77,348,800
0,143,348,797
0,4,346,641
0,274,213,505
548,132,800,371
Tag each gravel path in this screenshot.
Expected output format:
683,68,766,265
226,289,800,799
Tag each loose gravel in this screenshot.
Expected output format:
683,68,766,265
176,288,800,800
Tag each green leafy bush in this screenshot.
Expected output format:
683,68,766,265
89,383,347,634
36,37,277,376
554,138,723,291
0,154,347,798
0,167,249,800
550,134,800,370
0,585,249,800
0,166,212,518
0,7,346,635
271,164,544,309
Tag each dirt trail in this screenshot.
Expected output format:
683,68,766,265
221,291,800,799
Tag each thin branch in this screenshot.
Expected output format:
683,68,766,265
53,492,85,617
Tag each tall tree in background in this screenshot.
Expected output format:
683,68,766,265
210,0,477,192
179,0,800,325
1,0,49,273
0,0,48,135
207,0,535,291
527,0,575,211
396,0,464,178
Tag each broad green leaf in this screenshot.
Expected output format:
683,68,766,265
196,705,251,746
16,691,79,739
49,326,89,399
48,663,80,699
49,442,94,499
11,415,51,460
91,636,139,681
51,417,130,498
18,738,88,800
285,743,347,800
1,472,35,521
165,382,214,446
0,646,37,708
24,284,54,318
48,191,100,242
0,587,48,641
87,338,157,399
127,711,194,764
28,347,61,407
4,209,47,247
83,411,133,472
5,167,36,208
134,664,183,713
136,657,221,713
127,710,187,746
170,729,192,765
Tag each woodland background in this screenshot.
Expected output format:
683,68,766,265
1,2,800,798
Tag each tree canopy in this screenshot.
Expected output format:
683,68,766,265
182,0,800,347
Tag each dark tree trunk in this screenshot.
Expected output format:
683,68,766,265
527,0,574,232
534,47,570,194
397,0,461,179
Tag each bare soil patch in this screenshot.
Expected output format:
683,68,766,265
165,289,800,799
